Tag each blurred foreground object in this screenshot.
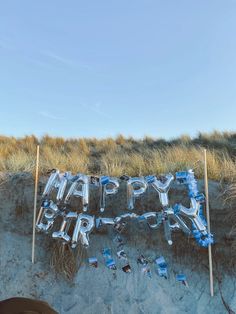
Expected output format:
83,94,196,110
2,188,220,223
0,297,57,314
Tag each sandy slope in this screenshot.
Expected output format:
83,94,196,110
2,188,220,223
0,173,235,314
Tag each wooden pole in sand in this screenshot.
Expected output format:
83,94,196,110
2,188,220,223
203,148,214,297
32,145,40,264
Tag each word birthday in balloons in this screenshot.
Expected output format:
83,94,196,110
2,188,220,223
36,169,214,249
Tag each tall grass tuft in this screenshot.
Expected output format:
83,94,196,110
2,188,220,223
50,242,86,280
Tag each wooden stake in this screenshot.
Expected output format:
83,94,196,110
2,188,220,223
32,145,40,264
204,148,214,297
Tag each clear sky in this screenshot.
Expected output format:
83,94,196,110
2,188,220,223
0,1,235,139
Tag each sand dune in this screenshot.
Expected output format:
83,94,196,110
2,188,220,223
0,173,235,314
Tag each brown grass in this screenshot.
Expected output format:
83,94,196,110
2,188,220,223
50,242,86,280
0,133,235,181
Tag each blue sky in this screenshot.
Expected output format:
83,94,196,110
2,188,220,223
0,1,235,139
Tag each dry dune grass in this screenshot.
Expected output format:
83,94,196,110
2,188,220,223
50,242,86,280
100,145,235,181
0,132,235,181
